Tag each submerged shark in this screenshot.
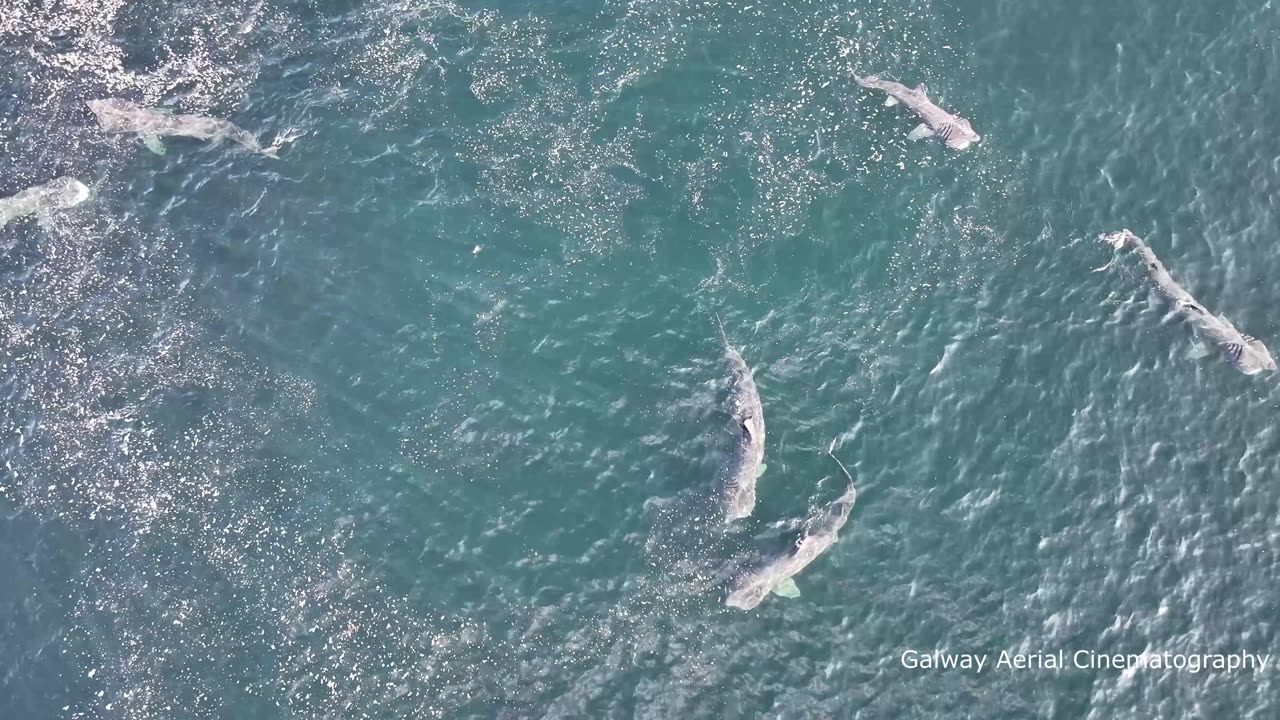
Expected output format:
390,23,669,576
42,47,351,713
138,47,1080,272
1103,229,1276,375
715,315,766,522
853,74,982,150
87,99,281,158
0,177,90,229
725,447,858,610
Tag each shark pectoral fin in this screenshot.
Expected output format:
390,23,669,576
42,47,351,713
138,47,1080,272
771,578,801,598
140,134,167,156
906,124,935,141
883,96,899,107
1187,341,1213,360
754,463,767,479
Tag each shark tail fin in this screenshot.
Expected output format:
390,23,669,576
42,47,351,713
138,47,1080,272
1108,229,1148,252
713,312,729,347
827,441,857,501
772,578,801,598
827,445,854,484
263,128,304,160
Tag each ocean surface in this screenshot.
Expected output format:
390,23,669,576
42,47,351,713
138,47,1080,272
3,0,1280,717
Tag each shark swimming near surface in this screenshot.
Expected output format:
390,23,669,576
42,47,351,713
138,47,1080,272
1102,229,1276,375
87,98,286,158
0,176,90,230
853,74,981,150
725,445,858,610
714,314,767,522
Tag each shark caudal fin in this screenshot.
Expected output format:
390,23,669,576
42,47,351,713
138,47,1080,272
1094,231,1133,272
262,128,304,159
827,443,855,489
771,578,801,598
712,312,730,347
1100,229,1136,250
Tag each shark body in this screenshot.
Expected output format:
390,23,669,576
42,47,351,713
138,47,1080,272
854,75,982,150
726,450,857,610
1103,229,1276,375
0,177,90,229
87,99,280,158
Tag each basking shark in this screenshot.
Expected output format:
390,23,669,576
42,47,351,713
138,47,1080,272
1103,229,1276,375
725,447,858,611
853,75,981,150
0,177,90,229
715,314,766,522
87,98,281,158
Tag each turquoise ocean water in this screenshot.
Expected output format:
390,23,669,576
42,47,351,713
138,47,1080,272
4,0,1280,717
